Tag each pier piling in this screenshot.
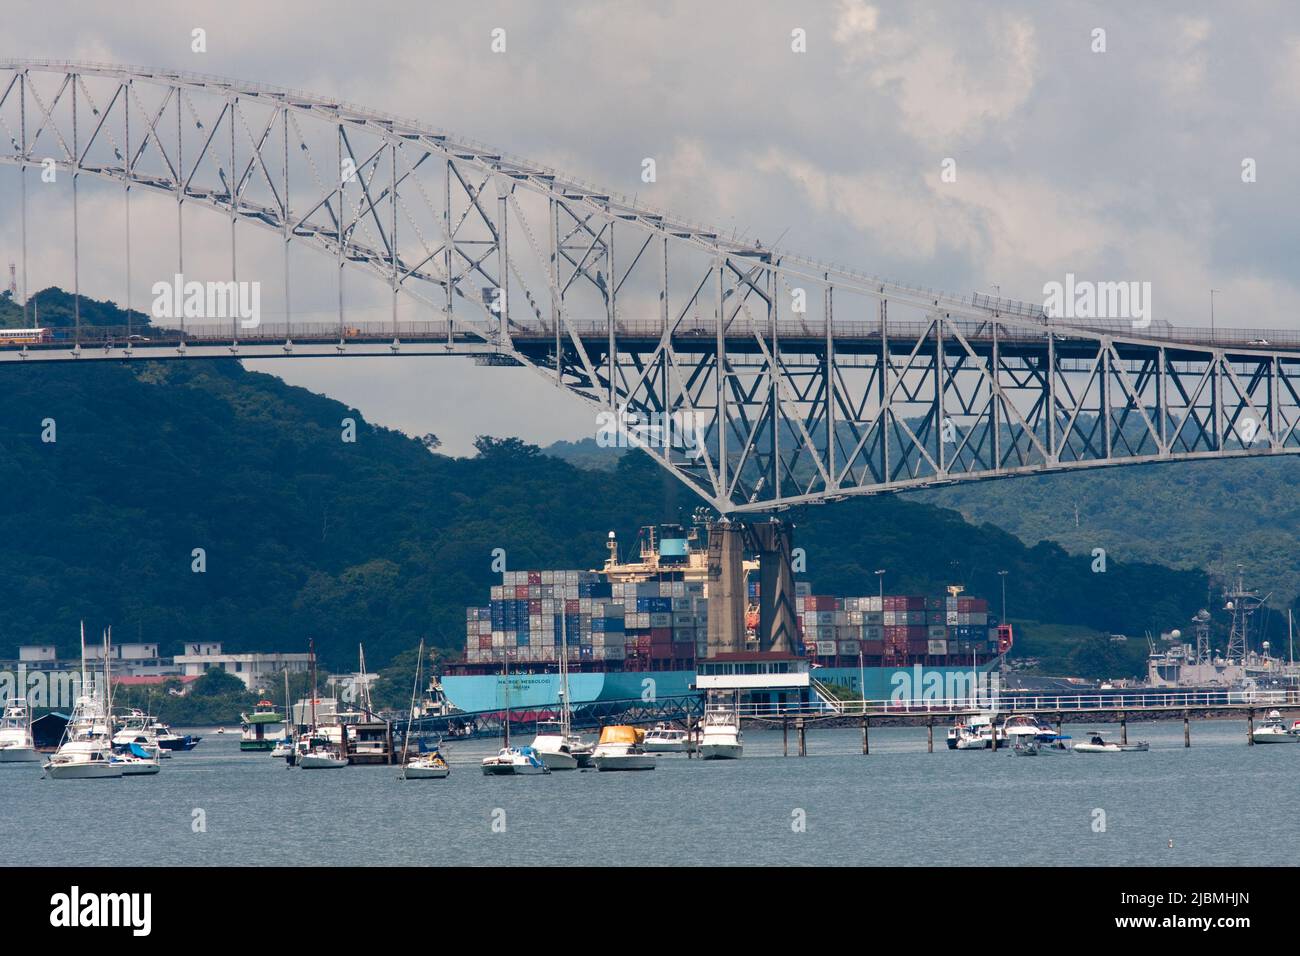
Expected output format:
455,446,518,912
1248,709,1255,746
782,716,789,757
1184,710,1190,748
861,717,869,755
927,717,933,754
797,718,807,757
1120,713,1127,746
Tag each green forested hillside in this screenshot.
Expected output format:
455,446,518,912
920,458,1300,608
0,290,1231,674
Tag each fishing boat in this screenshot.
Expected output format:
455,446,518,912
1252,710,1299,743
398,641,451,780
0,697,40,762
481,746,550,775
699,691,743,760
642,723,695,754
592,725,656,771
44,625,125,780
239,699,286,751
1074,732,1149,753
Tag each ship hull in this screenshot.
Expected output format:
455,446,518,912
442,663,999,713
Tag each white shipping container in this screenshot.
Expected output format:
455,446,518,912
816,641,837,656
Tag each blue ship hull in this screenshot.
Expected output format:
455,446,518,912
441,662,998,713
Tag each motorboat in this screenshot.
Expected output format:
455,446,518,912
115,743,162,775
149,720,201,751
111,710,166,759
269,738,294,759
643,723,695,754
1012,735,1072,756
0,698,40,762
530,720,583,770
592,725,656,771
1000,714,1058,744
699,693,742,760
1252,710,1299,743
481,746,550,775
1074,733,1149,753
949,712,1001,750
45,625,125,779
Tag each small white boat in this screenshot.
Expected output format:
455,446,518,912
643,724,695,754
298,747,348,769
115,745,162,775
297,732,347,769
699,695,742,760
530,720,593,770
401,751,450,779
1253,710,1299,744
592,725,656,771
481,746,550,775
269,738,293,759
949,712,1002,750
44,749,124,779
1074,733,1149,753
0,698,40,763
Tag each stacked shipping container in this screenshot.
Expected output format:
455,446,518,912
466,570,1000,668
465,570,708,667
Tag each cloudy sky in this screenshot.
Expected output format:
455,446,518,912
3,0,1298,453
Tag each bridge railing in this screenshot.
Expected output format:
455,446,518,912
737,687,1298,719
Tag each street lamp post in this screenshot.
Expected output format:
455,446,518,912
998,570,1008,624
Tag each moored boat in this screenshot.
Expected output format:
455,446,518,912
1074,733,1149,753
1252,710,1299,743
642,723,695,754
0,698,40,763
699,692,742,760
481,746,550,775
592,725,655,771
240,699,286,751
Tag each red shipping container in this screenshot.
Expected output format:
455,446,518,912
862,640,885,656
478,635,492,649
903,596,926,610
528,599,542,613
514,585,530,599
566,599,580,612
527,572,542,585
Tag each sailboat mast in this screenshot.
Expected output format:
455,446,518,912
560,608,571,737
402,639,423,767
309,637,317,729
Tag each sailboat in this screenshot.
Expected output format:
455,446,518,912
0,697,40,762
44,624,124,779
298,638,347,769
270,669,294,758
530,612,593,770
481,654,550,775
399,640,450,779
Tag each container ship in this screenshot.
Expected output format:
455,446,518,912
442,523,1008,713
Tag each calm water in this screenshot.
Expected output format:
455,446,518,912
5,720,1297,866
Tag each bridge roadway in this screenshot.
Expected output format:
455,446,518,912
4,317,1300,364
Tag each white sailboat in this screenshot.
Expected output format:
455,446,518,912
0,697,40,762
298,638,347,769
481,650,551,776
530,613,592,770
44,624,124,780
399,640,450,779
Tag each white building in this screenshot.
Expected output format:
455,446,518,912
18,645,57,663
173,643,315,692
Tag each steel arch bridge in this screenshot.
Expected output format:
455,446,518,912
3,59,1300,515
